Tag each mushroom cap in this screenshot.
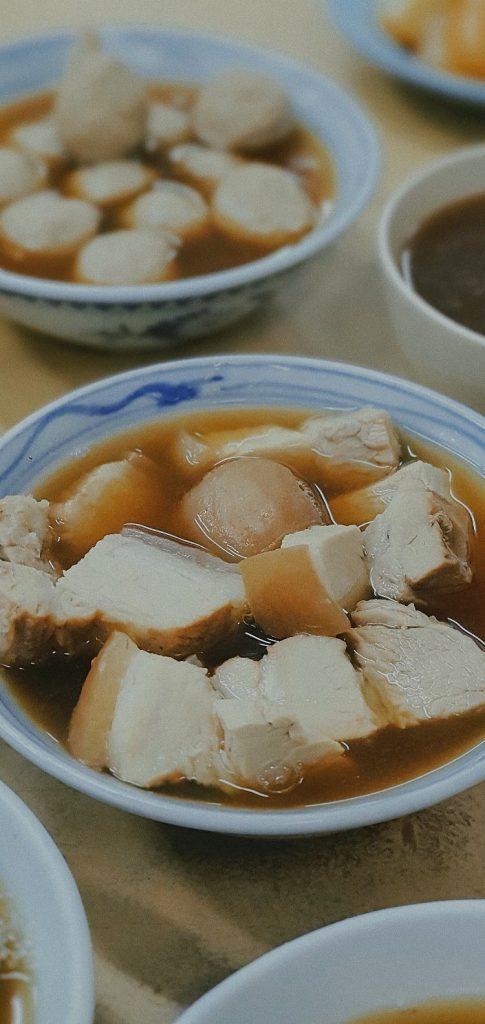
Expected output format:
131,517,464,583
0,147,47,207
75,228,178,285
65,160,155,209
121,182,209,242
0,189,99,258
213,163,315,249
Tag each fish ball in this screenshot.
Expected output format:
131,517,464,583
55,35,148,162
65,159,155,209
169,143,239,197
0,190,99,260
213,163,315,249
146,102,191,150
75,229,178,285
180,457,325,559
194,69,295,152
121,183,210,242
0,147,47,207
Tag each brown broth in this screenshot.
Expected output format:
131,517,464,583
4,406,485,811
401,193,485,337
0,85,334,283
353,1001,485,1024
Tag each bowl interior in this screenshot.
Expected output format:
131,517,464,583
178,902,485,1023
0,26,379,302
0,356,483,836
0,782,93,1024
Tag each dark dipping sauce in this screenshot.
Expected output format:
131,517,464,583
353,1001,485,1024
401,193,485,336
3,407,485,811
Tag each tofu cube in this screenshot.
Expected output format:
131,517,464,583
282,524,371,610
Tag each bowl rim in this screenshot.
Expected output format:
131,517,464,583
0,354,483,837
0,24,380,305
378,143,485,353
0,779,94,1024
325,0,485,107
176,900,485,1022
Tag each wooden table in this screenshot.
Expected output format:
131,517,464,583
0,3,484,1022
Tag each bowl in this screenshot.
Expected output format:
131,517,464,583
0,26,379,350
326,0,485,107
0,780,94,1023
0,355,483,837
378,144,485,411
176,901,485,1023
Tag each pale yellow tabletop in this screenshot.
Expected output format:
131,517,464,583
0,3,484,1022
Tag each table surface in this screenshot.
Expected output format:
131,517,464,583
0,3,484,1022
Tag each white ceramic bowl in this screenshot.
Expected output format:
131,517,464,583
0,780,94,1023
0,355,482,837
176,901,485,1024
379,144,485,411
0,27,379,350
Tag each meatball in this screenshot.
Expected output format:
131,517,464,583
65,160,155,209
0,190,99,261
193,69,295,152
75,229,178,285
55,34,148,162
213,163,315,249
0,147,47,207
120,183,210,243
179,457,325,559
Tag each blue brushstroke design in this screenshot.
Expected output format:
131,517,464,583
0,379,204,486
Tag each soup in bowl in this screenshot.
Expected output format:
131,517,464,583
0,356,483,837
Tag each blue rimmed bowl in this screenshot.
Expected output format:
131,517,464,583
0,355,483,836
326,0,485,107
0,27,379,350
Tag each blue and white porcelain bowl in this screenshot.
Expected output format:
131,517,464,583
0,355,483,837
0,27,379,350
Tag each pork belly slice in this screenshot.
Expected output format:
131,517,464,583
0,562,57,665
69,630,138,769
331,460,453,525
215,697,338,790
363,484,472,602
51,454,164,561
349,599,485,726
241,521,371,639
0,494,56,575
175,407,401,486
56,533,246,657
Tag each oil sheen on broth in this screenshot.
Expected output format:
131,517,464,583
5,407,485,811
352,1001,485,1024
0,86,334,283
0,891,31,1023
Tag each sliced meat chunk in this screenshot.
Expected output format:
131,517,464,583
331,460,453,525
56,533,246,657
65,160,155,209
259,635,379,742
174,407,401,487
180,457,324,559
108,649,221,787
0,495,55,575
146,102,191,151
363,485,472,602
194,70,295,151
121,182,209,242
0,562,57,665
349,598,485,725
212,656,261,699
0,147,47,207
169,143,239,198
68,630,138,769
0,191,99,263
52,454,165,562
215,696,339,791
55,34,148,162
213,164,315,249
301,407,401,489
75,229,177,285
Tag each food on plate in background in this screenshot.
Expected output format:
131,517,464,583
0,403,483,811
381,0,485,80
351,999,485,1024
0,34,334,285
0,888,31,1023
401,193,485,337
